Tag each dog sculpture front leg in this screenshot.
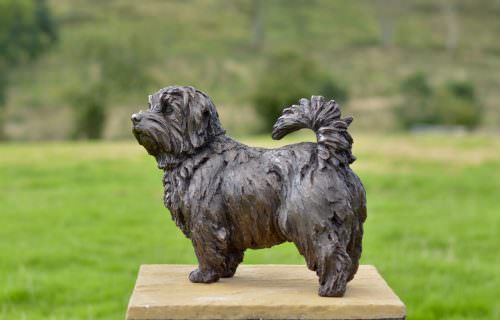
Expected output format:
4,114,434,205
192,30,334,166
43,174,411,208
188,223,230,283
221,249,245,278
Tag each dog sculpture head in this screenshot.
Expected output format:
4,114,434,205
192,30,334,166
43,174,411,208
131,86,225,169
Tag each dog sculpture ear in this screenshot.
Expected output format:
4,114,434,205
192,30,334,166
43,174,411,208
186,90,212,150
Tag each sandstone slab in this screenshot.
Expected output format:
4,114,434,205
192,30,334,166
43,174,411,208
126,265,405,320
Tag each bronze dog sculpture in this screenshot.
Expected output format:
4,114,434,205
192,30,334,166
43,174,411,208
132,86,366,297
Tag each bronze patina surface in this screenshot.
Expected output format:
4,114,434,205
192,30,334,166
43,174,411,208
132,86,367,297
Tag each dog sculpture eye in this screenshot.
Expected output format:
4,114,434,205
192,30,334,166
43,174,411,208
162,103,174,116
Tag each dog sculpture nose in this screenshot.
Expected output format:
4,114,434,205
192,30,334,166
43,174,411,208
131,113,142,124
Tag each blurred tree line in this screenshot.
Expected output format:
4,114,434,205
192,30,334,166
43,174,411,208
66,34,155,139
0,0,56,140
253,51,348,131
396,73,482,130
0,0,156,140
0,0,494,140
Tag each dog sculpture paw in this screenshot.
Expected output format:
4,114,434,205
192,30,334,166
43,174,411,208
188,268,220,283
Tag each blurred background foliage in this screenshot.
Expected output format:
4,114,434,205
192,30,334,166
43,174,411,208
253,51,348,131
395,73,482,130
0,0,57,139
0,0,499,140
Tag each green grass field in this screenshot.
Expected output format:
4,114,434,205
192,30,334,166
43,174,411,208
1,134,499,319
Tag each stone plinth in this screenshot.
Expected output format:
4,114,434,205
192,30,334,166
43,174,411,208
126,265,405,320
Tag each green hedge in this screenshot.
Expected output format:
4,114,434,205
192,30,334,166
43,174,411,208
396,73,482,130
253,52,348,132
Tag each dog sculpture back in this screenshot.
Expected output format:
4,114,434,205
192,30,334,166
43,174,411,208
132,86,366,297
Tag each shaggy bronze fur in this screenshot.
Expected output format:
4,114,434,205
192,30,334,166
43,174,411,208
132,86,366,297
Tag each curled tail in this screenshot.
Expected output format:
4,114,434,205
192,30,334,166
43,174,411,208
271,96,356,167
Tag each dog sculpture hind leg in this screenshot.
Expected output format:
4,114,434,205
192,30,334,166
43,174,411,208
272,96,367,297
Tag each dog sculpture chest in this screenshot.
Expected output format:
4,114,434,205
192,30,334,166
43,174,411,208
132,86,367,297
